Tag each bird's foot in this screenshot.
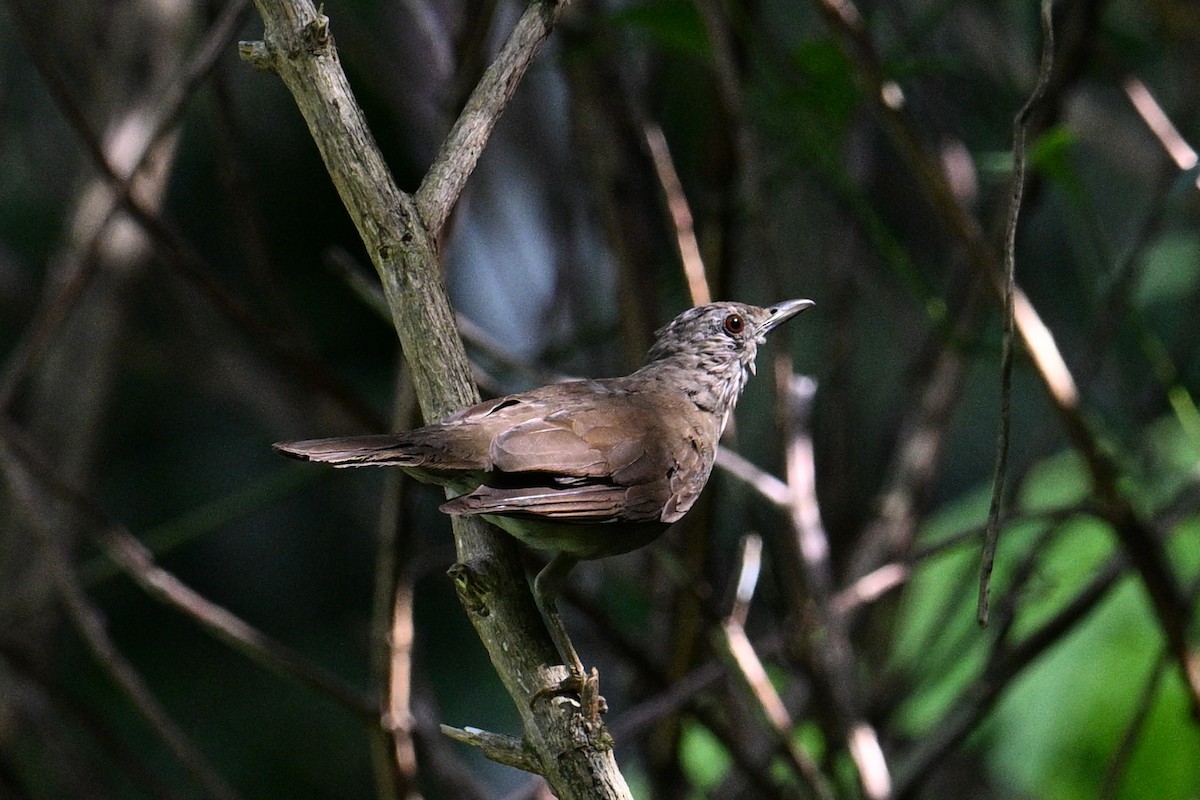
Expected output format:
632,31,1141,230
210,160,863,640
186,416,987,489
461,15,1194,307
532,666,606,720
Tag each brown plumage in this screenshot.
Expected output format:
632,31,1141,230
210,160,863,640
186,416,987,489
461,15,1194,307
275,299,814,692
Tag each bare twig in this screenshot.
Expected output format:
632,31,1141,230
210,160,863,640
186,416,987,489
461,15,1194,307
979,0,1057,627
712,536,833,799
439,725,538,773
644,123,710,305
1123,76,1200,184
777,368,891,799
718,621,834,800
370,363,423,799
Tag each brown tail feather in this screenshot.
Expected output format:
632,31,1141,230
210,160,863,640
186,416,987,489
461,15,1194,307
273,435,427,467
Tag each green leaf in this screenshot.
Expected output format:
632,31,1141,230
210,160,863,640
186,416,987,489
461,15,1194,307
1135,232,1200,308
680,720,732,790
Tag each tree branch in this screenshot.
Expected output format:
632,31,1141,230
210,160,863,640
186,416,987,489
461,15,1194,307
415,0,569,236
239,1,632,795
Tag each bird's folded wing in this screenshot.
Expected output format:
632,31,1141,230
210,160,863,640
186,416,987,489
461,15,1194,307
440,480,666,524
489,402,663,482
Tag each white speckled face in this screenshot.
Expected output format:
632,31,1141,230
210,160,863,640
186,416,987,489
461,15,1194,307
638,299,814,434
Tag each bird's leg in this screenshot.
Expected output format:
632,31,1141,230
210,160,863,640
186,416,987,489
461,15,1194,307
531,554,604,717
533,553,583,677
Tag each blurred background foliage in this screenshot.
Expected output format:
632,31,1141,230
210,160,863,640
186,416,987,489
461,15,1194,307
1,0,1198,798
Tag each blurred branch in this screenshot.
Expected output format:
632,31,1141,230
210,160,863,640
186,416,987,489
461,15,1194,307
1123,75,1200,185
845,320,968,583
894,543,1127,794
5,0,383,431
644,123,710,305
561,32,661,359
0,639,190,800
102,524,377,714
813,0,1200,714
239,1,633,796
0,0,249,411
717,535,836,800
0,435,240,800
776,368,891,800
0,419,376,718
370,363,423,800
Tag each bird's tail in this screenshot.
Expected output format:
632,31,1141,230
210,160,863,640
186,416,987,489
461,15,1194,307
273,435,428,467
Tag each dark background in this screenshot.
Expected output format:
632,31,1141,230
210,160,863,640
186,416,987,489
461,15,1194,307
1,0,1198,798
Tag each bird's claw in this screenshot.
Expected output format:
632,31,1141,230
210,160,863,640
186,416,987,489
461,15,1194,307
531,667,606,719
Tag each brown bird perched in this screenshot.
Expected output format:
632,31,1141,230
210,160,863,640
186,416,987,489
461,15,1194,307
275,299,814,694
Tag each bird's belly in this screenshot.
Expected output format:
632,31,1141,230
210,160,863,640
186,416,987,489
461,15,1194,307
482,514,669,561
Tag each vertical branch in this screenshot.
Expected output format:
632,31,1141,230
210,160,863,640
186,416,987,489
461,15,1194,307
370,364,422,800
778,368,890,800
979,0,1057,626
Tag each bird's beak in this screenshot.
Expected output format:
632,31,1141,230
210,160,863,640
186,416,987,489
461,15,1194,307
761,299,815,334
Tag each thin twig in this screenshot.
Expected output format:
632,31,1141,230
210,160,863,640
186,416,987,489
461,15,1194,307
777,367,891,800
644,123,710,305
715,537,833,800
717,621,834,800
979,0,1057,627
369,361,423,798
1123,76,1200,182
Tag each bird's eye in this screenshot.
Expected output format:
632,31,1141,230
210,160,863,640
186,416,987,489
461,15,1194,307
723,313,745,335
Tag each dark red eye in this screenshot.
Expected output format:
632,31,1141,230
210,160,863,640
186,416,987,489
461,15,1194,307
723,313,745,335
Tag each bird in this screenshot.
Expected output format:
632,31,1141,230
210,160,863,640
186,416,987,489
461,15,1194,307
275,299,814,698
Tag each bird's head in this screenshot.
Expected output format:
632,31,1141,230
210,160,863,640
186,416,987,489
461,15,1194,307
639,299,814,430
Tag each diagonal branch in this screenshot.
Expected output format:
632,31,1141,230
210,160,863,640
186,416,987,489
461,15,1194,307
0,419,376,717
415,0,570,236
0,435,240,800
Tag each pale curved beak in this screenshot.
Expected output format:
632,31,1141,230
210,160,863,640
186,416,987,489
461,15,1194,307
762,299,815,334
